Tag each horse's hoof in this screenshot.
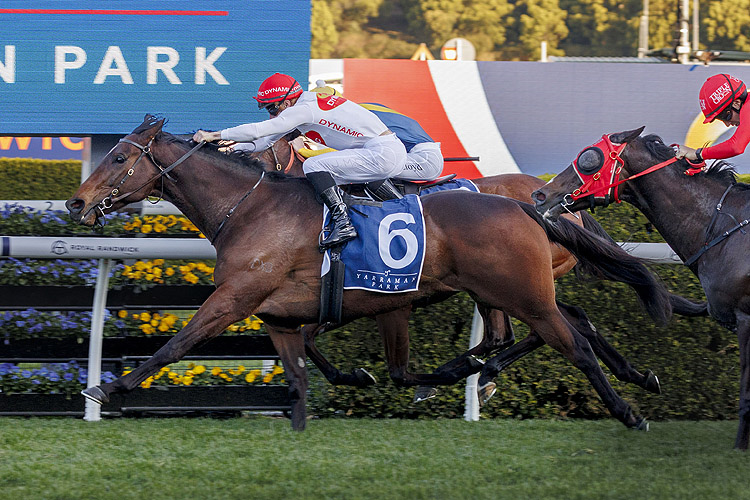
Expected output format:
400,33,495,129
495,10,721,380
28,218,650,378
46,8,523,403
644,370,661,394
414,386,438,403
632,417,650,432
478,382,497,406
81,386,109,405
354,368,377,386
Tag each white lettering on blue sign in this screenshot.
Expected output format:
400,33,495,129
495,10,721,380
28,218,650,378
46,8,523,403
0,46,15,83
48,46,228,85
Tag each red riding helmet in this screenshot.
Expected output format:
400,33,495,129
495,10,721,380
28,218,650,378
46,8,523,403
699,74,746,123
254,73,303,108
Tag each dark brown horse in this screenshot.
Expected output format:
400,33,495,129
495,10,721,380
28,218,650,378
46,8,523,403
532,127,750,450
250,138,704,402
66,116,672,431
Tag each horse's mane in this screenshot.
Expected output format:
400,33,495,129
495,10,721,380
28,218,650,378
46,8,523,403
641,133,749,190
159,132,290,181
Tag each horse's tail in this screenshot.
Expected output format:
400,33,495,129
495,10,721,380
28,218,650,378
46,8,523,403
516,202,672,326
579,210,708,317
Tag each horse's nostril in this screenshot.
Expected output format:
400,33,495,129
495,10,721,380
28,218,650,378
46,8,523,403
65,198,84,213
532,191,546,203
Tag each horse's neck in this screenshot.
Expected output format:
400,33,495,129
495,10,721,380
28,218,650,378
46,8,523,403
157,147,265,243
625,169,731,263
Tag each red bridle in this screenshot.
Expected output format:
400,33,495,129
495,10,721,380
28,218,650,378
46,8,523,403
564,134,706,207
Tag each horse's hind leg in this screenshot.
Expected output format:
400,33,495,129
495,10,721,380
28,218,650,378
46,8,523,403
530,311,647,429
558,301,661,394
267,325,309,431
303,323,376,387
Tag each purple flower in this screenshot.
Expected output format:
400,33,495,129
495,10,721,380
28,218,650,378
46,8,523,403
21,370,31,378
63,373,74,382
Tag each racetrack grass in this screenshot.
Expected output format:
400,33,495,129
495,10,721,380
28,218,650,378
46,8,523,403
0,418,747,500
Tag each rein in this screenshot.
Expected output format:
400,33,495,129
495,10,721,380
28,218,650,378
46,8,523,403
212,170,265,241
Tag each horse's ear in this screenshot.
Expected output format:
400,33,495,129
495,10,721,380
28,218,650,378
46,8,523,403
609,126,645,145
141,114,166,133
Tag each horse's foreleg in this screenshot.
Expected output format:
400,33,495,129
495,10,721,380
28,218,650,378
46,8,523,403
83,287,249,404
735,313,750,450
303,323,376,387
414,307,516,402
266,325,308,431
558,301,661,394
477,332,546,404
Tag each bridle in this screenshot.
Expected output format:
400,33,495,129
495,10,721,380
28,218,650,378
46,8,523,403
557,134,750,267
561,135,705,211
92,132,265,242
268,140,300,174
87,134,205,222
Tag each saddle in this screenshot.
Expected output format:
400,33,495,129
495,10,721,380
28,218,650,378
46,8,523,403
339,174,458,202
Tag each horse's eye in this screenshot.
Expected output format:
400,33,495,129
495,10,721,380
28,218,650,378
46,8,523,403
114,154,126,164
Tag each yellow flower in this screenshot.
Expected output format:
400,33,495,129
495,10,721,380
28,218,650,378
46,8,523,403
117,310,128,319
263,373,274,383
245,372,257,383
183,272,199,284
139,324,155,335
139,312,151,323
272,365,284,375
154,223,167,233
193,365,206,375
211,367,222,376
165,267,175,277
141,224,153,233
183,376,194,386
150,319,159,327
236,365,246,374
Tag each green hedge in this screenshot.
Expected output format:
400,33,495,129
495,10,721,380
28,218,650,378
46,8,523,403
0,162,740,421
0,158,82,199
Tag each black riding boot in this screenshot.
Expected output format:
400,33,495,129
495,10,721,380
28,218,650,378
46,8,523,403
364,178,404,201
308,171,358,250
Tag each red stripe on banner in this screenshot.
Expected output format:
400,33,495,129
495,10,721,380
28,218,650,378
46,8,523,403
343,59,481,179
0,9,227,16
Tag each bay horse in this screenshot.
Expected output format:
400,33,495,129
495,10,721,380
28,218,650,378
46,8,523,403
66,116,672,432
249,137,705,402
532,127,750,450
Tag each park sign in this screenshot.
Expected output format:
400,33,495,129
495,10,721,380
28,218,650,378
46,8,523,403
0,2,311,135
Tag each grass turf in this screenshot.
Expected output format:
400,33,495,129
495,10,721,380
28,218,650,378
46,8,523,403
0,417,748,500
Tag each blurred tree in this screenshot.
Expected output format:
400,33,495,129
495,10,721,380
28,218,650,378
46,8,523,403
406,0,513,59
310,0,748,60
516,0,569,59
704,0,750,51
311,0,339,58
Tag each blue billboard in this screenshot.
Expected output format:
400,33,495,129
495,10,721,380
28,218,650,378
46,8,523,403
0,1,311,135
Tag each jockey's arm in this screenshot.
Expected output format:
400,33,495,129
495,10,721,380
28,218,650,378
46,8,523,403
221,105,314,143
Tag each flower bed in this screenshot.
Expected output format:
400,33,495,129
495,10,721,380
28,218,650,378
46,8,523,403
1,203,204,238
0,361,284,396
0,308,264,342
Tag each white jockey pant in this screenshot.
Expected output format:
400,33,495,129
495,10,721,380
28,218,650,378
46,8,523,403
396,142,443,181
303,133,406,185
